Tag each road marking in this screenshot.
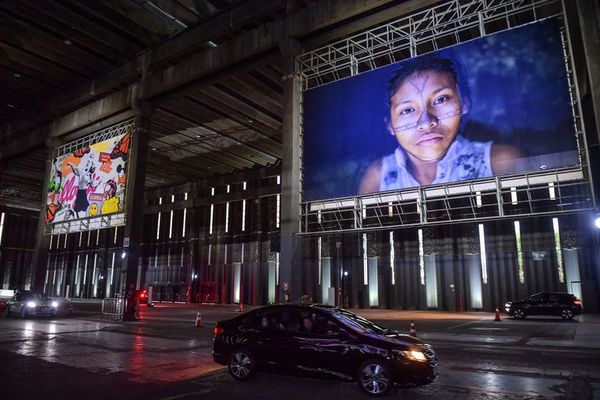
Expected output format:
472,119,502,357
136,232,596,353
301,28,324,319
470,327,509,331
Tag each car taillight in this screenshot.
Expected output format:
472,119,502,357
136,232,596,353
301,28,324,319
574,300,582,306
214,326,225,336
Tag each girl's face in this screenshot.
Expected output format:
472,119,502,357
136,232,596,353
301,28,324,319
389,69,467,163
104,183,115,198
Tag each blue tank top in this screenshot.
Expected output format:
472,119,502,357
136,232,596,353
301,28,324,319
379,135,492,190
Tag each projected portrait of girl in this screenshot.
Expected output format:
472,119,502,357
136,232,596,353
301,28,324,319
359,55,522,193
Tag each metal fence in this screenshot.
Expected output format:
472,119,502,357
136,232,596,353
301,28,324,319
101,295,125,320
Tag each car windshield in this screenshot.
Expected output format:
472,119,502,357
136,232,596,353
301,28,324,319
331,309,388,335
24,293,49,301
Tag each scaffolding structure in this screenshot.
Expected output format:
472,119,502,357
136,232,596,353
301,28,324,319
302,168,592,233
52,119,135,159
296,0,594,234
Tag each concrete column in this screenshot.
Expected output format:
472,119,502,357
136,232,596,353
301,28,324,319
279,39,303,303
121,101,151,320
32,135,56,293
575,0,600,314
575,0,600,152
188,237,199,302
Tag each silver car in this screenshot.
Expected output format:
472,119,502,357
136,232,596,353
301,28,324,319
4,291,59,318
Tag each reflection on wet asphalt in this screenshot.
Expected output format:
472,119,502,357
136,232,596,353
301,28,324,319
0,319,220,384
1,309,599,400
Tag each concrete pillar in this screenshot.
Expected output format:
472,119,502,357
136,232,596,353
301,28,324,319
121,101,151,320
575,0,600,157
32,135,56,293
279,39,303,303
189,237,199,302
574,0,600,314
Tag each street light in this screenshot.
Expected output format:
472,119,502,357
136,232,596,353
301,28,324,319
594,214,600,229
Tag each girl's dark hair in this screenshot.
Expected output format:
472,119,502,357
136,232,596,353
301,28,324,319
387,53,470,108
105,180,117,196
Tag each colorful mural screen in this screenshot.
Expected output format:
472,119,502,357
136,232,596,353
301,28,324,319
46,130,131,223
302,19,579,202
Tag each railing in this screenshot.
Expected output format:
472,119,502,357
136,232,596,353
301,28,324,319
300,167,594,233
101,295,125,320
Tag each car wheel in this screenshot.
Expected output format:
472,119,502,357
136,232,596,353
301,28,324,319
357,359,392,397
561,309,574,320
228,349,255,381
513,308,526,320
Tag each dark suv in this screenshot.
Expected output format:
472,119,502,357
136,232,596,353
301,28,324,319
505,292,582,320
212,304,437,397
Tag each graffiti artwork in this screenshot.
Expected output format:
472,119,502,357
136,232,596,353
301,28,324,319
46,131,130,223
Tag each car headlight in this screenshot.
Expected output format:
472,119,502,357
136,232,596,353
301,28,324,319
51,301,59,308
393,349,428,362
26,301,36,308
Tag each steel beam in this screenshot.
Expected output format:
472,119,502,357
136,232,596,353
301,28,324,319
141,0,389,102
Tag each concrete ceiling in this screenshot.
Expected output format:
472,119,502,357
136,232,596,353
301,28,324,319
0,0,438,210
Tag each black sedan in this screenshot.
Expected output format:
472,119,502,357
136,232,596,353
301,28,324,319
4,291,60,318
212,304,437,396
505,292,583,320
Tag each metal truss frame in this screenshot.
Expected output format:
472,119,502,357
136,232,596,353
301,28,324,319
296,0,595,234
45,119,135,235
45,213,127,235
301,168,593,234
52,119,135,159
297,0,564,90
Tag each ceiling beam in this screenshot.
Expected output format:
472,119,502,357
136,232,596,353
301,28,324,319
154,105,279,164
0,0,418,162
150,115,253,171
140,0,391,101
194,85,282,133
0,0,290,155
0,86,135,160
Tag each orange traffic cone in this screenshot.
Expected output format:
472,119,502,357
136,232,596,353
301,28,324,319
67,303,74,317
195,311,203,328
238,302,244,313
409,320,417,337
494,307,501,321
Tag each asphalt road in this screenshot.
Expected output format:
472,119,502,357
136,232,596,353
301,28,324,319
1,303,599,400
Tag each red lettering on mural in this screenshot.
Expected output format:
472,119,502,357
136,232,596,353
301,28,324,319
89,193,104,202
58,176,78,203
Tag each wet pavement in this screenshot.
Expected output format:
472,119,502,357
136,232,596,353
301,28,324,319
1,303,600,399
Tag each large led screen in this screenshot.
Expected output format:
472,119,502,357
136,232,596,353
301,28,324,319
46,130,131,223
303,19,578,201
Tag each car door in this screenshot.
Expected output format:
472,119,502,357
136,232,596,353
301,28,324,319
526,293,546,315
243,307,292,368
545,293,561,316
289,310,359,379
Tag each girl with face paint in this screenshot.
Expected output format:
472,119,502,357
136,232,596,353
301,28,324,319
359,55,521,193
